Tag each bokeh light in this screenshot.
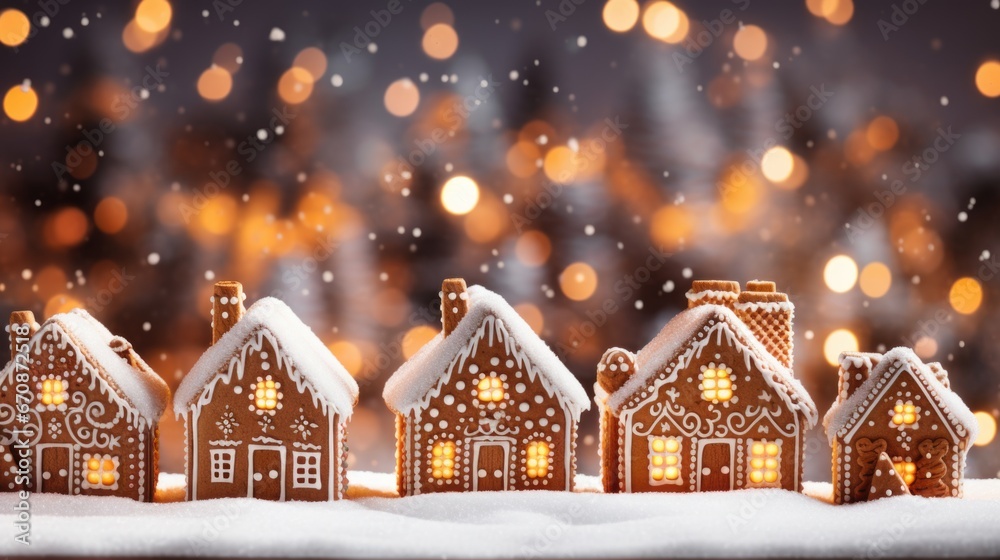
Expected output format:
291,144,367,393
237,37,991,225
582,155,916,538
733,25,768,61
197,66,233,102
0,9,30,47
602,0,640,32
858,262,891,298
823,329,859,366
294,47,328,82
949,277,983,315
824,255,858,293
866,116,899,151
514,303,544,334
329,341,363,376
278,67,314,104
384,78,420,117
134,0,172,33
761,146,794,183
440,176,480,215
94,197,129,234
974,411,996,446
641,1,688,44
975,60,1000,98
422,23,459,60
560,262,598,301
515,231,552,267
3,82,38,122
402,325,438,359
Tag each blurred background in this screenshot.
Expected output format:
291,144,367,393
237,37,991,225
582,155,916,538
0,0,998,483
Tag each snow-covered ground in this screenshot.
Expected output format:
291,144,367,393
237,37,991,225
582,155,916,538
2,472,1000,557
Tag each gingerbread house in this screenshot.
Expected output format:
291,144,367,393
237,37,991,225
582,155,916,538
595,280,817,493
823,347,977,504
173,282,359,501
0,309,169,501
384,279,590,495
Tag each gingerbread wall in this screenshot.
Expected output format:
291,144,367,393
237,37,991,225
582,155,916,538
833,368,964,504
0,323,155,501
402,314,576,495
186,327,339,501
618,334,805,493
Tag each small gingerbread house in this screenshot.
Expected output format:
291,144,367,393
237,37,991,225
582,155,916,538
384,279,590,495
174,282,359,501
0,309,169,501
595,280,817,493
823,347,976,504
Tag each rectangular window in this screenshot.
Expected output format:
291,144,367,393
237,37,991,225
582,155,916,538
648,436,682,485
747,440,781,487
210,449,235,483
293,451,322,489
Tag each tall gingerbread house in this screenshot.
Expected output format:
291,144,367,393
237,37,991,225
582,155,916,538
595,280,817,493
384,279,590,495
824,347,976,503
0,309,169,501
174,282,359,501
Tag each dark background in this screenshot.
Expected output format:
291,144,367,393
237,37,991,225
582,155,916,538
1,0,998,482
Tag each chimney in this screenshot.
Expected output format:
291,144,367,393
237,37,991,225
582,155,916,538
597,348,635,394
108,336,138,368
925,362,949,389
686,280,740,310
734,281,794,369
837,351,881,401
9,311,38,362
441,279,469,336
212,281,246,344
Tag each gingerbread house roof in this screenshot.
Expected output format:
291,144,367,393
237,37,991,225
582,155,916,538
383,285,590,418
823,347,977,445
2,309,170,423
604,304,818,424
173,297,359,418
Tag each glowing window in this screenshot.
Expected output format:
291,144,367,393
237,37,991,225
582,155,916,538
84,454,119,489
210,449,235,483
748,441,781,486
891,402,919,427
292,452,321,489
526,441,551,479
252,376,282,412
431,440,457,480
701,364,733,402
893,461,917,485
648,436,681,484
39,377,69,408
476,377,504,403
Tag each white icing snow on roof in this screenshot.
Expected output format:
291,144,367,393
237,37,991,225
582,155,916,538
173,297,359,418
605,304,817,425
823,347,977,445
0,309,171,423
383,285,590,417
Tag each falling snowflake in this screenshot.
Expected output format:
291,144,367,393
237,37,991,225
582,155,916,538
216,406,239,439
290,411,318,440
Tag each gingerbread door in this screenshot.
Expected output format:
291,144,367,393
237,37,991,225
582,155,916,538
37,444,73,494
249,445,285,500
473,441,508,491
697,439,735,492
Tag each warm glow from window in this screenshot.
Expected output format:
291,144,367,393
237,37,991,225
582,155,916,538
134,0,172,33
649,437,681,483
86,456,118,487
975,60,1000,98
0,9,30,47
974,411,997,446
4,82,38,122
253,377,281,410
559,262,598,301
440,176,480,215
748,441,780,485
893,460,916,485
477,377,504,402
733,25,768,61
602,0,640,32
431,440,457,479
823,329,859,366
891,402,918,426
40,377,68,407
824,255,858,293
949,277,983,315
422,23,459,60
761,146,794,182
701,366,733,402
526,441,550,479
384,78,420,117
